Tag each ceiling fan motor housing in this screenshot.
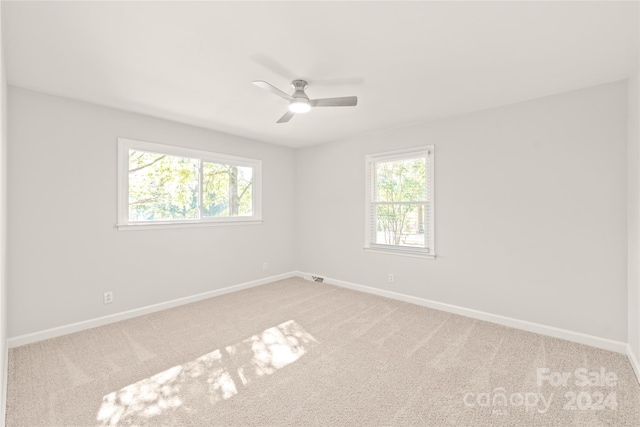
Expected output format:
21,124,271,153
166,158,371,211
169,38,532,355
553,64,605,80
292,80,310,100
291,79,309,92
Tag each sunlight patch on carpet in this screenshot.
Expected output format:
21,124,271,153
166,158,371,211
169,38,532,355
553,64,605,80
96,320,317,426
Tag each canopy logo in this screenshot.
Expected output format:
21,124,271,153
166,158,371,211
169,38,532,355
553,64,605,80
463,367,619,415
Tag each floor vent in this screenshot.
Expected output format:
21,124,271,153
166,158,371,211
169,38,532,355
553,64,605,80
311,276,324,283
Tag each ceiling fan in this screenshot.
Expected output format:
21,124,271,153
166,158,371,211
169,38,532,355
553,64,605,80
253,79,358,123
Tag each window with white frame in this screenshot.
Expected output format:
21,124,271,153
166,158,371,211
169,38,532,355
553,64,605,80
117,138,262,229
365,146,435,258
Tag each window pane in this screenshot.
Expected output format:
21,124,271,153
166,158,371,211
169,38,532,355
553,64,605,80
128,150,199,221
374,203,427,248
375,157,426,202
236,166,253,216
203,163,253,217
202,162,230,217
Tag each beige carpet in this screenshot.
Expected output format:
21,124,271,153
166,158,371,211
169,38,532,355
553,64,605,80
6,277,640,426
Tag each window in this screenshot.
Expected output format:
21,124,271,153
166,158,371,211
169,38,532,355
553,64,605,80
364,146,435,258
117,138,261,230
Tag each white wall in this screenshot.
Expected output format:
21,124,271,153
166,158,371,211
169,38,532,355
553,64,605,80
7,87,296,338
629,60,640,375
295,81,629,342
0,2,7,424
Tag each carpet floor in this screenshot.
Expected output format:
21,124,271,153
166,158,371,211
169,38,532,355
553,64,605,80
6,276,640,426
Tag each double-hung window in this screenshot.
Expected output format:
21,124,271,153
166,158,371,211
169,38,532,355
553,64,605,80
365,146,435,258
117,138,262,230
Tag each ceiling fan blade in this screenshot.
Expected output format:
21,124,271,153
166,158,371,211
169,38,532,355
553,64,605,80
253,80,293,101
310,96,357,107
277,110,295,123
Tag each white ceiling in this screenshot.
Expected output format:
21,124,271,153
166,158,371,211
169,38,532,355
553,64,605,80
3,1,639,148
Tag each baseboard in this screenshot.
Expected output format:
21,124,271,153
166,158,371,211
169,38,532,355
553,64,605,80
0,340,6,427
628,344,640,385
303,273,628,355
8,271,297,348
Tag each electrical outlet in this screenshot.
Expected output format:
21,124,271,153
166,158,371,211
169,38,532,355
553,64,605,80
103,291,113,304
262,262,268,271
388,273,394,283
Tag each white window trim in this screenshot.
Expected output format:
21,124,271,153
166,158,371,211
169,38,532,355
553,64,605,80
364,146,435,259
117,138,262,231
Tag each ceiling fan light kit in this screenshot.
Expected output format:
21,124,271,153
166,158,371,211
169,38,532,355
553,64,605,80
253,79,357,123
288,99,311,114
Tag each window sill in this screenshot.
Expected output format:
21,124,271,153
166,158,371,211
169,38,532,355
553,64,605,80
364,247,436,260
116,219,263,231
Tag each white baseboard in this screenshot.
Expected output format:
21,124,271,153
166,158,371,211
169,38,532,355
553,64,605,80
8,272,297,348
301,273,628,355
628,344,640,385
0,340,6,427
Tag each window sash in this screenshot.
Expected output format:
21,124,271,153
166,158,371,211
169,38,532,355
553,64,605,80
201,162,254,218
128,150,201,222
370,202,430,249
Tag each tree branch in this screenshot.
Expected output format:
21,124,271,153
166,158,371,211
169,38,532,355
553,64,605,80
238,182,252,201
129,196,160,205
129,155,166,173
